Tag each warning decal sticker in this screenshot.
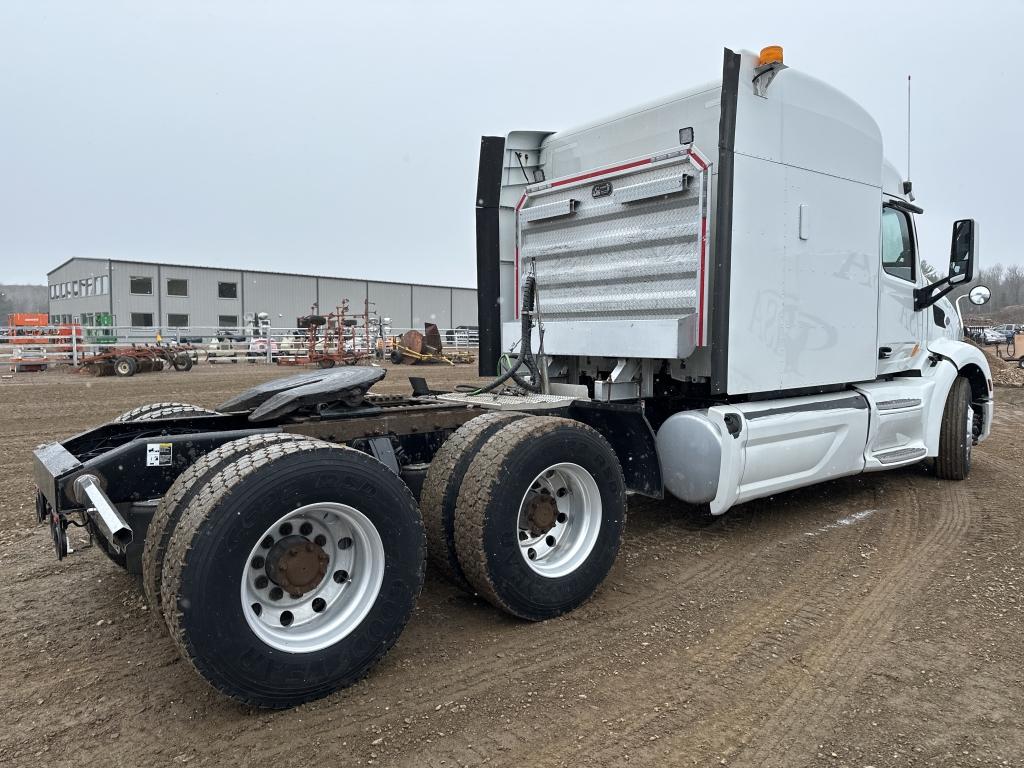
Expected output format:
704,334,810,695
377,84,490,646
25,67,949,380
146,443,173,467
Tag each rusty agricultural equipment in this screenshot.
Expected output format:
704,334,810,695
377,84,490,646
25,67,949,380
278,299,374,369
76,345,195,377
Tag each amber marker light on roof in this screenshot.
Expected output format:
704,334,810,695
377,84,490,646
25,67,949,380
759,45,784,66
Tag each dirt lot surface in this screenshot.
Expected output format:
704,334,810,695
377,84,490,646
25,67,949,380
1,365,1022,767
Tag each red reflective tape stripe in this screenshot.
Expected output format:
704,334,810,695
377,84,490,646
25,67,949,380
689,150,708,170
514,194,526,319
550,158,652,187
698,215,707,346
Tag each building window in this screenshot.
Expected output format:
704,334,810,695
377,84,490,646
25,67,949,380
49,285,57,299
166,278,188,297
130,276,153,295
131,312,154,327
167,313,189,328
218,281,238,299
218,314,239,328
97,275,108,295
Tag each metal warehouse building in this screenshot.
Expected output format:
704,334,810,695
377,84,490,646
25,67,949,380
46,258,478,331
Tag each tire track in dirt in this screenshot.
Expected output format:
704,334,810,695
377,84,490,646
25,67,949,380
405,485,912,768
709,479,973,766
529,483,924,768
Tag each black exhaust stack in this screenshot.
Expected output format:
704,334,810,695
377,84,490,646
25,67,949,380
475,136,505,377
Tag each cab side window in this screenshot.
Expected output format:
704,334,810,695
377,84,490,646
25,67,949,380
881,206,915,282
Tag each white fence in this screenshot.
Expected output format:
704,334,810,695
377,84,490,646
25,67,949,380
0,325,479,367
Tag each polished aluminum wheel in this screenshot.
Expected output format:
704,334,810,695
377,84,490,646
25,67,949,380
516,462,602,578
241,502,385,653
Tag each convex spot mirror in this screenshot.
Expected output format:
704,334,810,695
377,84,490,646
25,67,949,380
969,285,991,306
948,219,977,285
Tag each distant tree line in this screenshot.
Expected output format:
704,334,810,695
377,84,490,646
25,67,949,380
0,284,48,318
923,262,1024,323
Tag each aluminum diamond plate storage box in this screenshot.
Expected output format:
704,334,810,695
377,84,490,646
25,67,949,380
506,149,711,360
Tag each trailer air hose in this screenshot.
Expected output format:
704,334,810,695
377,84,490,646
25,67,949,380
457,276,542,395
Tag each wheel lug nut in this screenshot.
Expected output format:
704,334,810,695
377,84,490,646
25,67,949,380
546,535,556,546
279,522,293,536
269,586,283,600
255,575,269,589
556,512,568,524
314,534,327,546
251,555,265,569
299,522,313,536
312,598,326,613
261,536,274,549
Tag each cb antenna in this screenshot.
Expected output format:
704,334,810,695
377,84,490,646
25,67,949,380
904,75,914,199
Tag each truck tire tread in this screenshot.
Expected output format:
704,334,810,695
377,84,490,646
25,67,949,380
936,375,972,480
453,416,625,621
420,411,527,590
114,402,216,422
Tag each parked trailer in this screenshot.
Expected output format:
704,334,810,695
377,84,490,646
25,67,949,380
32,46,993,709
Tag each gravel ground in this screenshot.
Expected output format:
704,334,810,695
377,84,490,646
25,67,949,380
1,364,1021,767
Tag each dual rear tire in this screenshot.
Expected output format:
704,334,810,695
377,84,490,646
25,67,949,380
146,434,424,708
423,414,626,621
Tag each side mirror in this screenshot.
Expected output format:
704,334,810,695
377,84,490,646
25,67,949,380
968,285,991,306
947,219,977,285
915,218,980,311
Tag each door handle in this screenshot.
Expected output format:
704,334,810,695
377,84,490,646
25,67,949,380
878,346,893,360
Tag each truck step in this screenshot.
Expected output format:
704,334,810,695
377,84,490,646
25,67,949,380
874,446,927,465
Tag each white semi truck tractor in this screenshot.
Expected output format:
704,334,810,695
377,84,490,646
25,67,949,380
33,46,993,708
464,45,992,597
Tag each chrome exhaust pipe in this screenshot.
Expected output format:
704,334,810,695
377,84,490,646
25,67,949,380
73,474,133,552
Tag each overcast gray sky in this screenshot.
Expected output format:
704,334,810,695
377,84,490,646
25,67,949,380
1,0,1019,287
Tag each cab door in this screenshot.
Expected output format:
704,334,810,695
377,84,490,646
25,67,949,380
876,203,924,376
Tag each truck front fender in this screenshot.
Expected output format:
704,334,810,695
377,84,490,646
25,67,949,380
926,338,994,442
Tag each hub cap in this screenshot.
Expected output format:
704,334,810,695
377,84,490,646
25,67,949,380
241,502,385,653
517,463,602,578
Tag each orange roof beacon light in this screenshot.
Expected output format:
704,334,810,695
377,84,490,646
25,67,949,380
753,45,787,95
758,45,784,67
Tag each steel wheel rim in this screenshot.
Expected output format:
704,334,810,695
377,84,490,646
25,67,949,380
241,502,385,653
516,462,602,578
